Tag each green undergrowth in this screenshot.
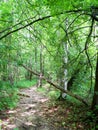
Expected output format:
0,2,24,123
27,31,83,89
15,79,37,88
0,79,37,110
47,98,98,130
37,84,61,100
48,90,61,100
37,85,98,129
0,81,19,110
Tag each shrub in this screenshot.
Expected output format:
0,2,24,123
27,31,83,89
0,81,19,110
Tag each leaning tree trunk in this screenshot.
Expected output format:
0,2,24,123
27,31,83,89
22,64,88,106
91,52,98,112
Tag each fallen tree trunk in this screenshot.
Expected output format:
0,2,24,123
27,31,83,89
22,64,88,106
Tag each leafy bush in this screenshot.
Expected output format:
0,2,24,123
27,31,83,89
0,81,19,110
48,90,60,100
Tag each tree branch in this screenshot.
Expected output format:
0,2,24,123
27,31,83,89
0,15,37,34
0,9,85,40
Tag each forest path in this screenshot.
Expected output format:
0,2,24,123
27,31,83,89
1,86,68,130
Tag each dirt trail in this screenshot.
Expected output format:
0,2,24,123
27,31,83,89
1,86,68,130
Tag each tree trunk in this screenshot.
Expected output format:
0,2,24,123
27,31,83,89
61,42,68,98
61,19,69,98
35,46,38,83
91,52,98,111
37,45,44,87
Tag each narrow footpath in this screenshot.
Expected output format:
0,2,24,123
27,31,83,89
0,86,70,130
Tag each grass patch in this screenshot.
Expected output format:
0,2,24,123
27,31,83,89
15,79,37,88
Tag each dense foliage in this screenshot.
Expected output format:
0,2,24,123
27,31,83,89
1,0,98,129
